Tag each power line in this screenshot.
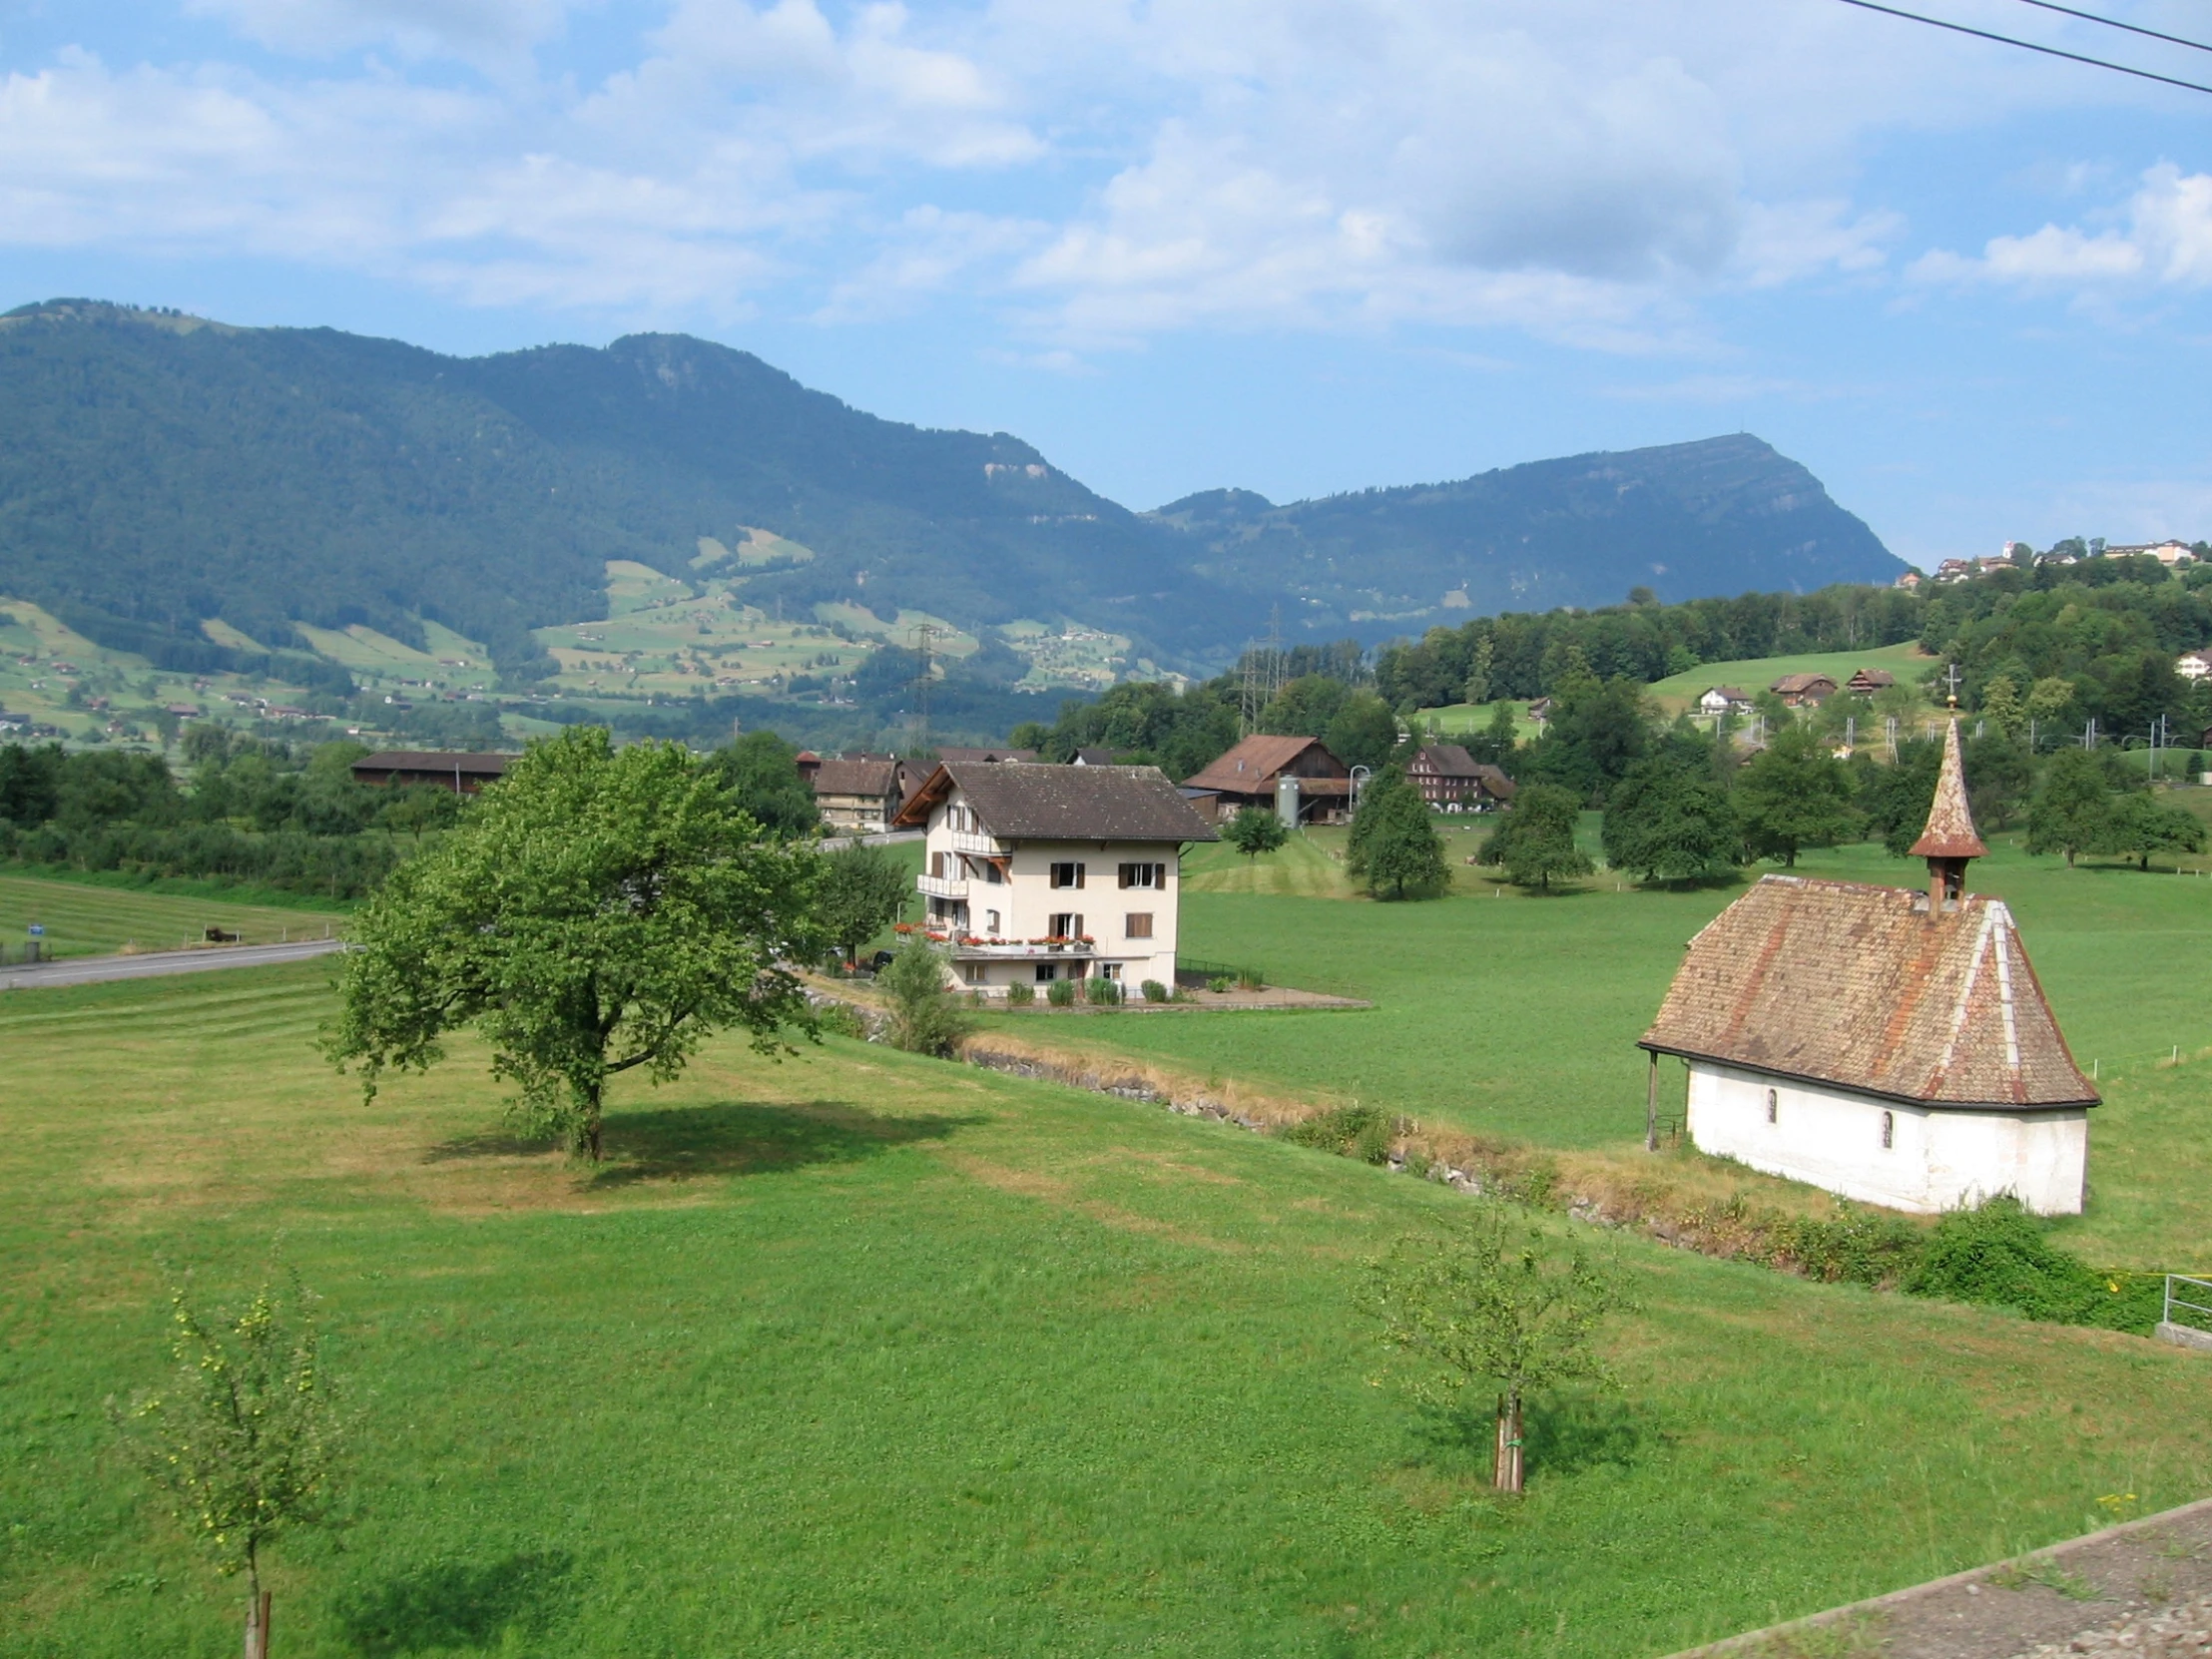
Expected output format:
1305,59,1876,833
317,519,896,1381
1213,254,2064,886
1831,0,2212,95
2006,0,2212,58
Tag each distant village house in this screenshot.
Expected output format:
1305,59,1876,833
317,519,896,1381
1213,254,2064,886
1181,735,1353,826
1769,673,1838,708
349,751,513,794
798,752,910,835
1697,686,1753,717
1404,744,1514,812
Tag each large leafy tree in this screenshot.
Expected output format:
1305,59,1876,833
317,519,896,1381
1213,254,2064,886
1223,806,1289,860
1602,758,1738,884
1347,771,1447,899
1477,784,1593,890
819,843,911,964
705,728,820,837
1365,1207,1627,1495
1323,691,1402,774
2025,747,2114,867
2097,790,2205,870
327,727,825,1160
1732,726,1860,866
1520,675,1650,801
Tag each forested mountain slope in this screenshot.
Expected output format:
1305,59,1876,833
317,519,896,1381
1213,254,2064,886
0,299,1902,680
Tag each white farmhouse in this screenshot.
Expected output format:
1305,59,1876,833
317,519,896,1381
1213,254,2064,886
1640,720,2098,1215
892,762,1216,996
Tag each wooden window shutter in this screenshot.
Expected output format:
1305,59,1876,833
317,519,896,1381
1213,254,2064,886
1075,863,1086,888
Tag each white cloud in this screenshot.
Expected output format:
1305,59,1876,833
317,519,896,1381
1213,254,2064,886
0,0,2195,344
1911,164,2212,291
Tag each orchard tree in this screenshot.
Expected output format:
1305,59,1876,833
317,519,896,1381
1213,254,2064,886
1602,759,1738,884
705,729,820,837
819,843,911,965
1347,772,1447,899
1366,1207,1628,1495
2099,790,2205,869
1224,806,1289,861
878,934,976,1057
1478,784,1593,890
1733,726,1860,866
327,727,825,1161
111,1270,343,1659
2025,747,2113,867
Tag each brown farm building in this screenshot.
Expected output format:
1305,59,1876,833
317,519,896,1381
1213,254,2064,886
1181,735,1352,825
349,751,514,793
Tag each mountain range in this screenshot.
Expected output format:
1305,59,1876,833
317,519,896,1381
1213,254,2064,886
0,298,1905,682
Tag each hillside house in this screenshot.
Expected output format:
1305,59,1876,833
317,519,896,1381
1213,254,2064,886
892,763,1216,995
1181,735,1353,826
936,747,1036,765
1770,673,1838,708
1697,686,1752,717
1640,720,2096,1215
2108,540,2197,567
1845,668,1897,694
1894,571,1923,590
2177,651,2212,682
349,751,513,794
800,753,909,834
1405,744,1515,811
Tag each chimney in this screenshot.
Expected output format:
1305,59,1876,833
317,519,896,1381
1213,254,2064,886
1909,717,1986,916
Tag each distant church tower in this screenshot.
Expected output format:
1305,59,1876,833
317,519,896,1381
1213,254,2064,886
1640,720,2098,1215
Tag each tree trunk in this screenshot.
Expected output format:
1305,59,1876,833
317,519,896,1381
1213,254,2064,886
244,1545,270,1659
1493,1388,1524,1495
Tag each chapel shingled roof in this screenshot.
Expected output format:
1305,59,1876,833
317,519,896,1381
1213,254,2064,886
893,762,1217,842
1910,718,1988,859
1640,876,2096,1109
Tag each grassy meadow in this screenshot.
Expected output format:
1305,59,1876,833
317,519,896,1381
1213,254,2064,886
998,829,2212,1270
1644,641,1937,714
0,873,345,958
4,963,2211,1658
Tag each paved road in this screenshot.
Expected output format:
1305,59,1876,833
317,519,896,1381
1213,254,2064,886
0,937,348,990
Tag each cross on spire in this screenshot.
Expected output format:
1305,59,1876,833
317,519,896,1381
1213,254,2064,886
1942,663,1962,710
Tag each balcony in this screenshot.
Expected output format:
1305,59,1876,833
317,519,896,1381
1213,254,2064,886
949,937,1095,960
947,829,1008,856
916,871,968,901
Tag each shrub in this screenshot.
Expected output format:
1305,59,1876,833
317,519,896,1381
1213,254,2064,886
1005,981,1035,1006
1140,979,1169,1003
1085,976,1122,1005
815,1001,869,1039
1281,1104,1396,1165
877,935,976,1058
1902,1196,2161,1332
1208,975,1234,993
1773,1207,1925,1288
1237,967,1267,991
1046,977,1076,1007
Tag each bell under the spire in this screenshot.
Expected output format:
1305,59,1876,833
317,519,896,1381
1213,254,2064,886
1911,718,1984,912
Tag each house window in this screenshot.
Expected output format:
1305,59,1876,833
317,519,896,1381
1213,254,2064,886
963,963,985,985
1118,861,1166,888
1035,963,1056,982
1766,1088,1778,1124
1881,1110,1895,1150
983,860,1004,884
1125,912,1154,939
1050,861,1086,888
1049,912,1083,939
1099,962,1122,981
984,909,1000,934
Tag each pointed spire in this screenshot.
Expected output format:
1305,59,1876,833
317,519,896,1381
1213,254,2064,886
1911,718,1987,860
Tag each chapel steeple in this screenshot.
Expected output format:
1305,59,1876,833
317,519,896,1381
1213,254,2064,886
1910,716,1986,913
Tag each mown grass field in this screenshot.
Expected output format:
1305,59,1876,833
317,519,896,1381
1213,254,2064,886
994,831,2212,1269
4,964,2210,1657
0,874,346,958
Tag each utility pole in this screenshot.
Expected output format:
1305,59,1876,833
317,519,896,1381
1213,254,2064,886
908,623,938,754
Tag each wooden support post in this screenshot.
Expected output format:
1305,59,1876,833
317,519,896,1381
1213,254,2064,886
1644,1048,1659,1153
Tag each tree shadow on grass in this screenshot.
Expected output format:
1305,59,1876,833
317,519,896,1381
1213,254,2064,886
1410,1391,1663,1481
589,1098,983,1187
335,1550,576,1656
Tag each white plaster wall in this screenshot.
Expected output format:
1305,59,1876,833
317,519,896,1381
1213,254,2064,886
1684,1061,2087,1216
919,790,1184,994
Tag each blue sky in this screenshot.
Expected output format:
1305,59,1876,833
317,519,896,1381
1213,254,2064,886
5,0,2212,573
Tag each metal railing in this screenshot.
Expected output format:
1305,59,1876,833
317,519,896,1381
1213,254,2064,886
2164,1274,2212,1336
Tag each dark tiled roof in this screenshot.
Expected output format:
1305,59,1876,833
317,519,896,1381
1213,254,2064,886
1772,673,1838,694
1412,743,1481,776
895,763,1217,842
1702,686,1751,701
351,751,512,776
811,758,901,799
936,747,1036,764
1641,874,2096,1110
1182,735,1347,793
1910,719,1988,859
